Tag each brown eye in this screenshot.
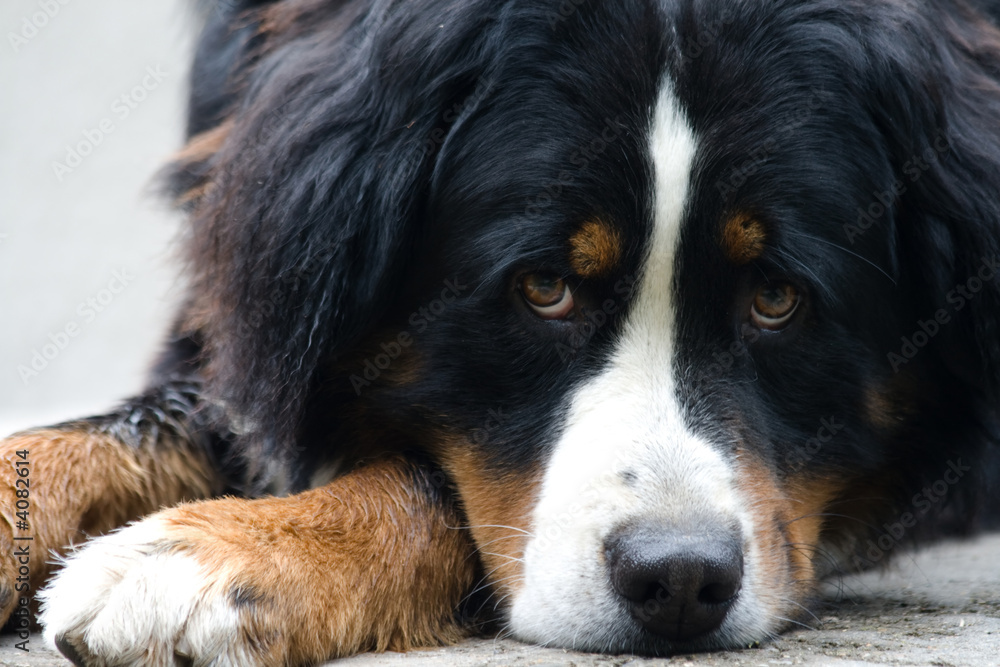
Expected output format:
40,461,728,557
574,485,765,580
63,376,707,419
751,283,800,330
520,274,574,319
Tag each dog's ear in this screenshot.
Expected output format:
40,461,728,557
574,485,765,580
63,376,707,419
861,2,1000,394
173,2,494,475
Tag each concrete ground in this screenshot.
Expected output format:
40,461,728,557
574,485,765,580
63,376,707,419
1,3,998,667
1,534,998,666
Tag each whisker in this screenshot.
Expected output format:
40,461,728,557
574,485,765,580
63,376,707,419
463,568,527,618
445,523,535,537
473,533,530,550
492,623,516,644
479,551,524,563
783,512,879,532
460,561,515,607
778,594,822,624
794,232,897,285
491,592,513,612
772,614,817,632
472,576,523,619
783,541,843,578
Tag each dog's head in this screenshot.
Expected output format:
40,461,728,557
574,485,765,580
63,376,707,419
174,0,1000,653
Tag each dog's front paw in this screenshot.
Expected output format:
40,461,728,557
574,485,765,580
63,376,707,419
40,515,257,667
39,467,476,667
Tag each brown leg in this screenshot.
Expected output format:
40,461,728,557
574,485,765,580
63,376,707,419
42,455,477,667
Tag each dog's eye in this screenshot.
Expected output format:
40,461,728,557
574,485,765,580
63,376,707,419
520,274,574,319
751,283,800,330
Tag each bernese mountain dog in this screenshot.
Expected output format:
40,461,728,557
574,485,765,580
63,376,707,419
1,0,999,665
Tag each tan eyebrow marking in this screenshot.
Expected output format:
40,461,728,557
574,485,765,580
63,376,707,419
721,213,767,265
569,219,623,278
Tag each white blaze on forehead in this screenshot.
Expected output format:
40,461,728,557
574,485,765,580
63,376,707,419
643,77,698,337
509,81,764,651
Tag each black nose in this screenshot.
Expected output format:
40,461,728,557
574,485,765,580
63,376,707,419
605,523,744,642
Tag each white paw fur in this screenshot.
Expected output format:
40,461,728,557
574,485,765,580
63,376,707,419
39,515,261,667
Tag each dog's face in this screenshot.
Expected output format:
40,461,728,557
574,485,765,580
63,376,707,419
184,0,1000,655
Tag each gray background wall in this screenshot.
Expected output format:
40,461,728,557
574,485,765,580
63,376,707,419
0,0,196,436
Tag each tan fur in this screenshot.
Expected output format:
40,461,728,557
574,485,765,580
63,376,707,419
721,213,766,265
864,381,914,433
782,475,842,583
436,444,540,602
0,427,218,620
172,121,233,167
171,120,234,206
570,220,623,278
258,0,368,46
155,456,476,664
734,454,841,622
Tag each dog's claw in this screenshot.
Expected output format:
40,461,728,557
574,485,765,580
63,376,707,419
55,634,88,667
0,584,11,615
